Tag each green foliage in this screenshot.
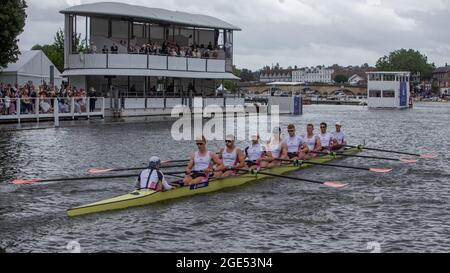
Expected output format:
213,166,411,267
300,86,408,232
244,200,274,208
334,74,349,84
222,66,240,92
376,49,435,80
0,0,27,68
31,29,85,72
31,44,64,73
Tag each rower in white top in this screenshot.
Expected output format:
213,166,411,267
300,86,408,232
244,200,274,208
215,135,246,177
282,124,309,160
265,127,288,167
245,134,271,170
318,122,333,151
331,122,347,150
136,156,174,192
299,123,321,159
184,135,224,186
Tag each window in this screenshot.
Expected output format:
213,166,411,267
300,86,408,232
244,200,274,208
369,74,382,81
133,23,144,38
111,20,129,39
383,90,395,98
369,90,381,97
384,74,395,81
91,17,109,36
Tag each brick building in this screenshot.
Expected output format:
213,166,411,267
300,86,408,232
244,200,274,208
432,65,450,96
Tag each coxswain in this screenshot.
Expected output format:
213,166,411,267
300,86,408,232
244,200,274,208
245,134,270,170
136,156,174,192
283,124,308,160
331,122,347,150
215,135,246,177
183,135,224,186
299,123,321,159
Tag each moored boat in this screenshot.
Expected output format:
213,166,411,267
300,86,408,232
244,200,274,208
67,147,361,217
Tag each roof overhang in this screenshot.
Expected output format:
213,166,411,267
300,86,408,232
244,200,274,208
62,69,240,80
60,2,241,31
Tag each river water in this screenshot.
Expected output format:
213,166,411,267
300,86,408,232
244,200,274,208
0,103,449,253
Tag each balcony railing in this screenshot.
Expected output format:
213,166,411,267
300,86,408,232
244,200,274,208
67,53,229,73
0,97,105,122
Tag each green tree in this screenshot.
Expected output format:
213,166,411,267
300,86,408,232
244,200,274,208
31,44,64,73
31,29,85,72
376,49,435,80
0,0,27,68
240,68,256,82
223,65,241,92
334,74,348,84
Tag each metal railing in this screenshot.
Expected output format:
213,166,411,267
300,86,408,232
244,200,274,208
68,53,230,72
0,97,105,122
119,97,246,110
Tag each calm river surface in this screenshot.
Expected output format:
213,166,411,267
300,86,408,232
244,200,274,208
0,103,449,253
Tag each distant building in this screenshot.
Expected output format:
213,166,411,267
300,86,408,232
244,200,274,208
367,71,411,109
0,50,63,86
292,66,333,84
259,69,292,83
348,74,364,85
60,2,240,98
432,65,450,96
331,65,375,85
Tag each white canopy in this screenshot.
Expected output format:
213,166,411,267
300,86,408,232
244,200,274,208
216,84,228,91
0,50,63,86
61,2,241,31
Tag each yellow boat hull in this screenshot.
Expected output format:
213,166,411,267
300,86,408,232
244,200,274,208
67,147,361,217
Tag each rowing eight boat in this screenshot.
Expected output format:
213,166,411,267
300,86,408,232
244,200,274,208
67,147,361,217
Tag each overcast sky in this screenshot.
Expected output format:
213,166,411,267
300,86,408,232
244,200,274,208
18,0,450,70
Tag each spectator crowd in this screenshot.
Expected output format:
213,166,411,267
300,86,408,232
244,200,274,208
0,81,98,116
91,38,222,59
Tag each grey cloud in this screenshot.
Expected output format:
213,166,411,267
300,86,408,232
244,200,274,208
18,0,450,70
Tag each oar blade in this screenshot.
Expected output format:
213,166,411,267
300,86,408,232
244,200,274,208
420,154,437,159
400,159,418,164
12,179,43,185
369,168,393,173
323,181,348,188
88,168,115,174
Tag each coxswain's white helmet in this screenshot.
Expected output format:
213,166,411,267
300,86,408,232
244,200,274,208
149,156,161,169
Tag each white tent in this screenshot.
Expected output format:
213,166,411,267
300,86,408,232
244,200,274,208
0,50,63,86
216,84,228,92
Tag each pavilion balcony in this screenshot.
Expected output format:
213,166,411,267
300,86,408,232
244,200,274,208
67,53,228,73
